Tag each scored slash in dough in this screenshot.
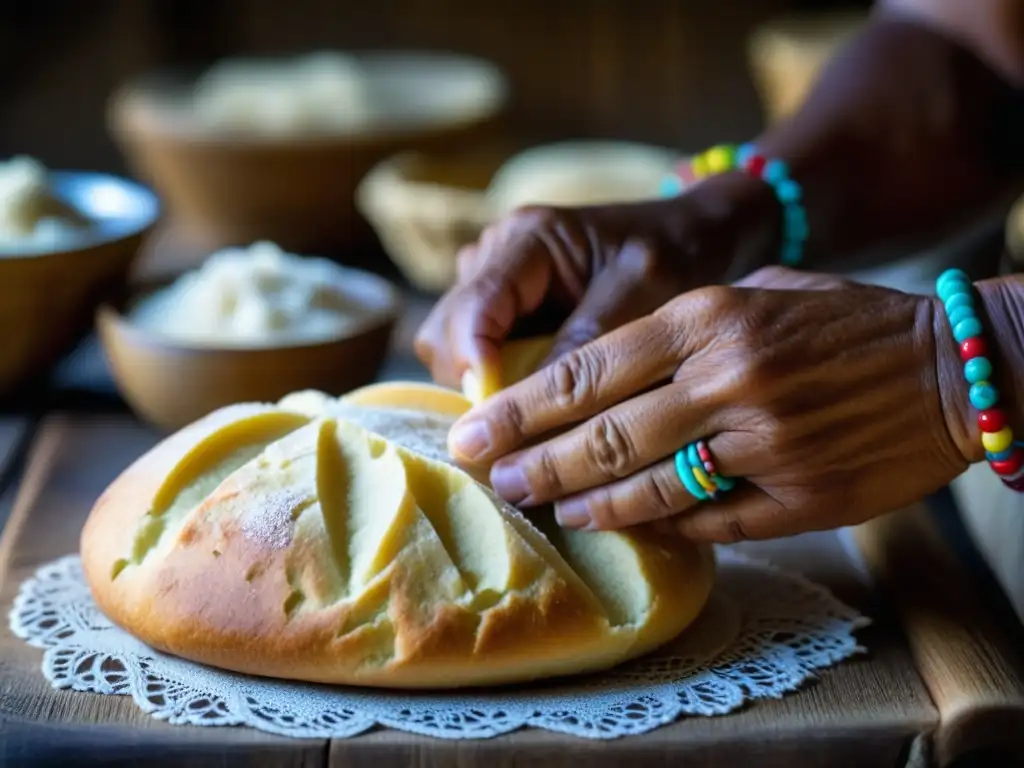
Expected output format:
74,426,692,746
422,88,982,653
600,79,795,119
80,384,713,689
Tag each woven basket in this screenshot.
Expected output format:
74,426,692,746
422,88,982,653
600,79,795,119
356,148,505,293
748,12,865,123
359,140,678,293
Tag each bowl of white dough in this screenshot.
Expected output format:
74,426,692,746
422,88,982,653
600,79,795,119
108,51,508,255
0,155,159,394
97,240,402,430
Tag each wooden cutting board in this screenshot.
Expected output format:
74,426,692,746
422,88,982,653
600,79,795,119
0,412,1022,766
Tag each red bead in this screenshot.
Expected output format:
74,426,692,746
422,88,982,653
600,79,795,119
744,155,767,177
697,443,711,462
960,337,987,362
978,409,1007,433
990,452,1023,476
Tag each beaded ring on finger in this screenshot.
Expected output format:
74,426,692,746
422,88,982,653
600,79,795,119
674,439,737,502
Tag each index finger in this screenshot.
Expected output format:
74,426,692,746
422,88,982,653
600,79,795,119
447,306,696,464
414,234,551,389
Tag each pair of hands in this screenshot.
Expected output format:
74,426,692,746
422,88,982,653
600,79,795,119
415,200,971,543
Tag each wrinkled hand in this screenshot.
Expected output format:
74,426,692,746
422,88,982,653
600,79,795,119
415,174,776,389
446,266,970,543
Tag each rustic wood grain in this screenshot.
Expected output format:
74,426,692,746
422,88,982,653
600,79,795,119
0,413,939,767
855,507,1024,767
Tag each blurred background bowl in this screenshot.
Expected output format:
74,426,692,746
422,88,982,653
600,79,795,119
486,140,677,214
356,145,508,293
0,171,159,396
96,267,401,431
359,140,678,293
108,52,508,260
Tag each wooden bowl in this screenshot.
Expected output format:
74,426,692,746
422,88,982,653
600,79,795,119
108,52,508,256
356,145,509,293
96,268,402,431
0,171,159,395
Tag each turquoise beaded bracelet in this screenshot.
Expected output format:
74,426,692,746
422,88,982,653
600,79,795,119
936,269,1024,491
660,142,808,267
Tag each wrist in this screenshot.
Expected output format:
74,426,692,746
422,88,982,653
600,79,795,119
672,170,783,282
933,276,1024,466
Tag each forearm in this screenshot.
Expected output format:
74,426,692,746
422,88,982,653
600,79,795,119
754,9,1024,270
939,275,1024,465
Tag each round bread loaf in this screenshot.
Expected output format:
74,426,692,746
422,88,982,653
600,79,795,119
81,386,714,688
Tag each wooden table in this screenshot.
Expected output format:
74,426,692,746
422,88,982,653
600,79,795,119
1,319,1024,767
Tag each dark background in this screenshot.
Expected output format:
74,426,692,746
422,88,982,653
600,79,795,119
0,0,870,174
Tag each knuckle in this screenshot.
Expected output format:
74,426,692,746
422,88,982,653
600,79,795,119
729,353,770,395
716,511,753,544
763,419,794,457
523,447,566,500
643,468,680,516
729,349,785,402
493,394,529,444
585,415,637,478
546,347,604,411
674,509,753,544
582,488,639,531
693,284,744,317
579,489,618,529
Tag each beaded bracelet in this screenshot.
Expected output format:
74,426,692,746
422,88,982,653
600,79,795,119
936,268,1024,491
660,142,808,267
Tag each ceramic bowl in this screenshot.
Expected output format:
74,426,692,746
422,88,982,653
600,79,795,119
96,267,402,431
0,171,159,395
108,52,508,256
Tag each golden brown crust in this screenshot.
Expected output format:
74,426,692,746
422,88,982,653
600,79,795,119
81,397,714,688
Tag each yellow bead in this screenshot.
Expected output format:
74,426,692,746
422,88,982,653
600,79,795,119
692,154,710,178
982,426,1014,454
705,145,733,174
692,466,717,494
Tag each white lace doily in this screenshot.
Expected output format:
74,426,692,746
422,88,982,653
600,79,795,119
9,549,869,740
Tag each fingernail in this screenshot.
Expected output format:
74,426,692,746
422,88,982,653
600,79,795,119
555,498,592,529
448,419,491,460
490,462,529,503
